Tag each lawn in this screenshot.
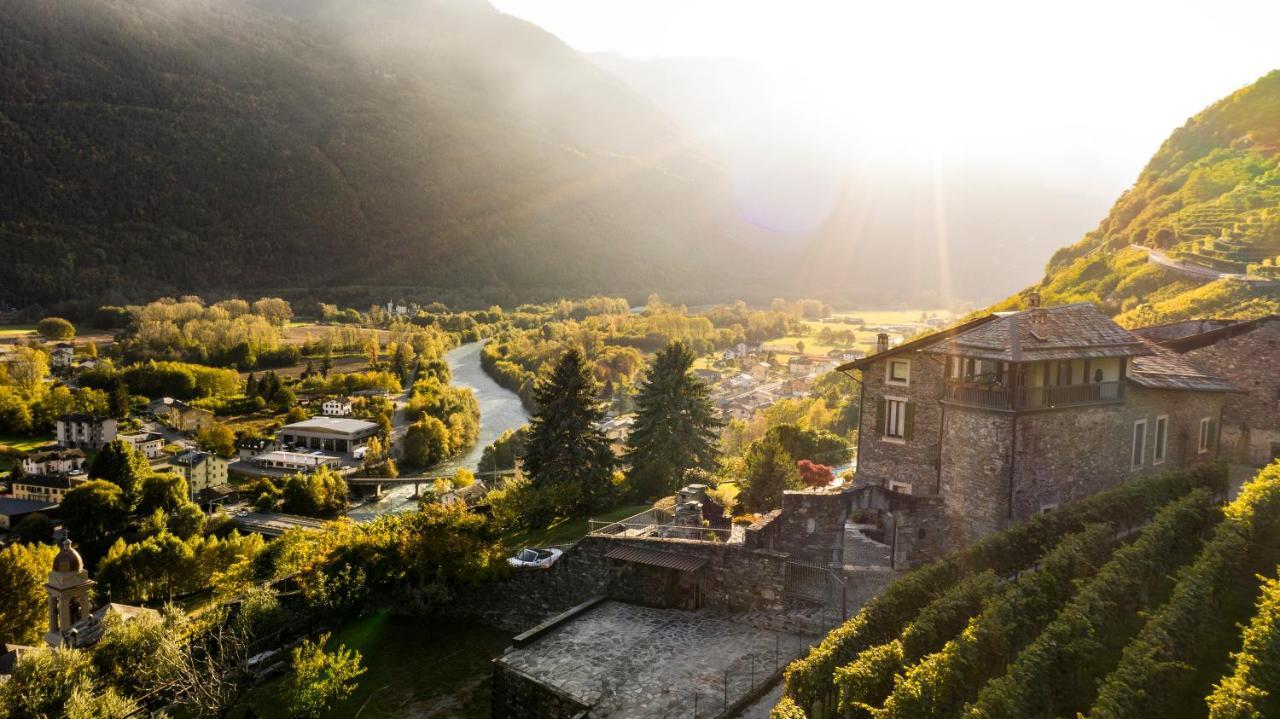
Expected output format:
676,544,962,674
0,325,36,337
0,435,57,452
242,612,511,719
500,503,651,550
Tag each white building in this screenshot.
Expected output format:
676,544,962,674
50,343,75,369
277,417,378,457
322,397,353,417
172,451,229,499
20,447,86,475
55,414,118,450
251,450,343,472
119,431,165,459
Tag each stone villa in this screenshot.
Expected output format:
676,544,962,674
841,296,1254,559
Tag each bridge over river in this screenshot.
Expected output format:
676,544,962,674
345,341,530,521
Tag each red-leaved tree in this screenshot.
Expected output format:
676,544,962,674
796,459,835,487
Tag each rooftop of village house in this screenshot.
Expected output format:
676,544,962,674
924,303,1152,362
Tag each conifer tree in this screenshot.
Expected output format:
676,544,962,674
89,439,151,508
107,376,131,420
523,348,614,511
623,341,720,499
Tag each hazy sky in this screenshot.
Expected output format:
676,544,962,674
493,0,1280,186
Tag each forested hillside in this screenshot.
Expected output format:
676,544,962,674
0,0,764,311
1000,70,1280,325
775,461,1280,719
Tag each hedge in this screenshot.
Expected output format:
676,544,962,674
1090,464,1280,719
1206,572,1280,719
780,463,1225,715
880,523,1117,719
834,571,997,717
966,488,1219,718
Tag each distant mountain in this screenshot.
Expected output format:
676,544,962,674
591,53,1119,308
998,70,1280,324
0,0,769,311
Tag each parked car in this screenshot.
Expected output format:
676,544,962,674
507,547,563,569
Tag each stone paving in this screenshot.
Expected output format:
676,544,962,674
498,601,816,718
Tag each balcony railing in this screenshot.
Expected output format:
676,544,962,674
944,380,1125,411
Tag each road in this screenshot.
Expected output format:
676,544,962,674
1133,244,1280,285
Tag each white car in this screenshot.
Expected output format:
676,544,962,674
507,547,563,569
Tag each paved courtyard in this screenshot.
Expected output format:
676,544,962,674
498,600,817,717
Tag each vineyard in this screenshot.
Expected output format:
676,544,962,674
774,460,1280,719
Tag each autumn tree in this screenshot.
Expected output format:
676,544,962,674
284,633,366,718
36,316,75,340
0,543,59,645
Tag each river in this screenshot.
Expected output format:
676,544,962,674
346,341,530,520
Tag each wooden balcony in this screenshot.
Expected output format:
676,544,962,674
943,380,1125,411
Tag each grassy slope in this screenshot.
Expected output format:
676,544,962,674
1001,70,1280,323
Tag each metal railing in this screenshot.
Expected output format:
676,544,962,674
587,507,735,542
944,380,1125,411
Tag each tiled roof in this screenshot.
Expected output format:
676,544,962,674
1128,338,1240,392
1146,316,1280,353
12,474,81,489
22,447,85,462
605,545,708,572
925,303,1151,362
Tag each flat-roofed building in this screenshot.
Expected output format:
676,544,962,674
0,497,57,529
277,417,378,456
118,431,165,459
251,450,343,472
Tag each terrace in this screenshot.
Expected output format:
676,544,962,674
943,378,1126,411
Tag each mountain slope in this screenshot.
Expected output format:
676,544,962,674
0,0,765,310
1002,70,1280,324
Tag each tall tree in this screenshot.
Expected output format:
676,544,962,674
623,341,721,499
61,481,129,557
739,435,802,513
523,349,615,511
285,633,366,719
89,439,150,506
107,376,130,419
0,543,59,645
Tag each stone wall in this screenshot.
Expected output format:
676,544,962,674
491,662,589,719
772,489,851,566
1183,320,1280,467
855,351,947,494
938,407,1014,542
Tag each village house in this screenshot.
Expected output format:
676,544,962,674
19,447,86,475
118,431,165,459
172,451,229,499
749,361,771,382
322,397,354,417
10,473,90,504
842,298,1239,552
1136,315,1280,470
235,437,272,461
147,397,216,433
249,450,343,473
50,342,75,369
789,356,816,376
55,413,118,450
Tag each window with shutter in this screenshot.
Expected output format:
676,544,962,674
883,397,907,440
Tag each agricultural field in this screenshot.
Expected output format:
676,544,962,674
760,309,953,358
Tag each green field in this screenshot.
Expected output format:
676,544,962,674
243,612,510,719
500,503,651,550
0,325,36,337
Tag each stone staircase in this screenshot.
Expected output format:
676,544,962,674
843,522,892,568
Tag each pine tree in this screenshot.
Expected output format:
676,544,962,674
523,349,614,512
107,377,130,420
739,435,801,513
623,341,721,499
245,371,257,397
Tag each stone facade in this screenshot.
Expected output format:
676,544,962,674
771,490,852,566
1180,319,1280,468
937,386,1225,542
855,350,947,495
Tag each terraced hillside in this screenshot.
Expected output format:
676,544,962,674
772,460,1280,719
998,70,1280,326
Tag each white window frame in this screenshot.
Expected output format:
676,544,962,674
1153,415,1168,465
886,359,911,387
883,396,908,443
1198,417,1212,454
1131,418,1147,470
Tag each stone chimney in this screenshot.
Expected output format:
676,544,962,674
876,333,890,354
1028,291,1041,309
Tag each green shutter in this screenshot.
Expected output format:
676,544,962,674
876,397,886,436
904,401,915,441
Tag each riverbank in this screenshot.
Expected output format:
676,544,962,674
346,341,530,521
